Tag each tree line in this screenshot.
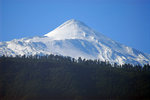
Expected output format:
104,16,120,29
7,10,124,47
0,54,150,100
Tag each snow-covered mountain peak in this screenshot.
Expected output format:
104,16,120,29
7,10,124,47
44,19,97,40
1,19,150,65
52,19,89,30
59,19,84,26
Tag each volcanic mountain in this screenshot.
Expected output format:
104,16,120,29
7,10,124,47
0,19,150,65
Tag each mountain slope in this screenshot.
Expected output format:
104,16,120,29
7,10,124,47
0,19,150,65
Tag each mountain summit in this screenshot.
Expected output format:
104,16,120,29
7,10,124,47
44,19,98,40
0,19,150,65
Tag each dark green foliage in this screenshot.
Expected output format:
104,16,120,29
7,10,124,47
0,55,150,100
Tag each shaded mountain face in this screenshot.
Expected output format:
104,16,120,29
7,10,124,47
0,19,150,65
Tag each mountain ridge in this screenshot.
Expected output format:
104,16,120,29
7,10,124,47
0,19,150,65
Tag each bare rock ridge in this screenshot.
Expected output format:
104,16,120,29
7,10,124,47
0,19,150,65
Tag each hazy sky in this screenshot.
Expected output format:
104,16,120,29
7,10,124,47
0,0,150,54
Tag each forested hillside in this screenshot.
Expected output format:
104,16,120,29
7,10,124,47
0,55,150,100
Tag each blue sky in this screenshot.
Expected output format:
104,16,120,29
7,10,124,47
0,0,150,54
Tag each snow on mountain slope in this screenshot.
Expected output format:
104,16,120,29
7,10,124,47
0,19,150,65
